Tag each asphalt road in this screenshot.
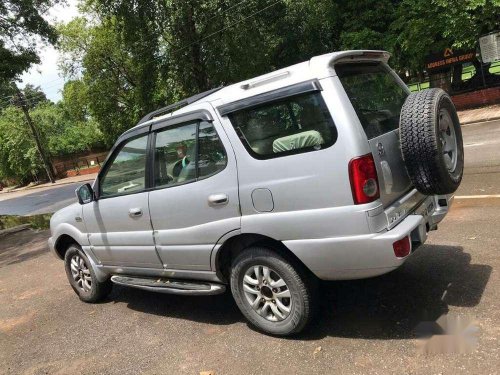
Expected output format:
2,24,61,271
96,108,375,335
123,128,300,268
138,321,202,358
1,119,499,374
0,181,89,216
0,119,499,217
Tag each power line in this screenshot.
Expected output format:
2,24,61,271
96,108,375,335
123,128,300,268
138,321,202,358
171,0,280,57
205,0,252,23
0,0,281,110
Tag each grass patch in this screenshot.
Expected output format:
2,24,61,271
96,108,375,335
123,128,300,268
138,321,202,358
0,214,52,230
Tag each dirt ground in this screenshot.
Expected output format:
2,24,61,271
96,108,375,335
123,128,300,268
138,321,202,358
0,196,499,374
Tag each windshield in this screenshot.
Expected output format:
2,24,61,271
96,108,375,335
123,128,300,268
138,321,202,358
336,62,408,139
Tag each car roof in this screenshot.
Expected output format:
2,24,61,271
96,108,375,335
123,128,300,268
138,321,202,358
128,50,390,132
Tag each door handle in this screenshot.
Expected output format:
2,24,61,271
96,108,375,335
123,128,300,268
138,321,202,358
208,194,228,206
129,208,143,217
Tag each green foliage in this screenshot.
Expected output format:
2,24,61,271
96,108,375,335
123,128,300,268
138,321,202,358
2,0,498,184
0,214,52,230
0,106,42,183
32,102,104,157
58,16,165,146
0,0,58,84
392,0,500,71
0,84,104,183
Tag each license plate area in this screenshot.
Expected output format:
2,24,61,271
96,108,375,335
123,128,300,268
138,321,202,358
413,196,435,221
410,196,436,251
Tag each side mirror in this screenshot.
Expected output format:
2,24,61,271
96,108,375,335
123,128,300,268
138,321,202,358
76,183,94,205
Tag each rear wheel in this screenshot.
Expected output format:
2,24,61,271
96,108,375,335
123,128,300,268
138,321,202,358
64,245,112,303
230,247,317,336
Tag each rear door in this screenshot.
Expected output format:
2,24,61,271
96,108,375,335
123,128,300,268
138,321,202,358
148,113,240,271
335,62,413,206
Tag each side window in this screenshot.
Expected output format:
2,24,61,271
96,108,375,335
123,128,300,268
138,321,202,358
100,134,148,197
154,123,197,187
228,92,337,158
153,122,227,188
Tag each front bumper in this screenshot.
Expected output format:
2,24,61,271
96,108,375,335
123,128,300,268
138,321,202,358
47,237,58,258
284,194,453,280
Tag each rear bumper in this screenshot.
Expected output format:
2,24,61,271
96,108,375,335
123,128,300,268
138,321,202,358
284,194,453,280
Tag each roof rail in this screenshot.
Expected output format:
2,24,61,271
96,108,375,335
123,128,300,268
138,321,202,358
137,86,223,125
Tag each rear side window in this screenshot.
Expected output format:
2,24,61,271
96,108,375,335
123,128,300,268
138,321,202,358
228,93,337,159
336,62,408,140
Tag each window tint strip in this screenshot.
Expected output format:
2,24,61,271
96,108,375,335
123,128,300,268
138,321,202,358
217,79,323,116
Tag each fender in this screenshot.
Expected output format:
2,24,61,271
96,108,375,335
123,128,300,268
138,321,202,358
210,228,241,270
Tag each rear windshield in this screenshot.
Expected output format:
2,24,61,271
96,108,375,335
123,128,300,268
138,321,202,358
336,62,408,139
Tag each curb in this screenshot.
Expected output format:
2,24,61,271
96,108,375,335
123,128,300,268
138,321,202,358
460,116,500,125
0,177,95,195
0,224,31,237
24,177,95,191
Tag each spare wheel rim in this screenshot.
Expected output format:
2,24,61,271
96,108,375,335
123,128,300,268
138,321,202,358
438,108,458,173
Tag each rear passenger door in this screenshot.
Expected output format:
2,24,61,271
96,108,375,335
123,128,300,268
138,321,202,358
148,115,240,271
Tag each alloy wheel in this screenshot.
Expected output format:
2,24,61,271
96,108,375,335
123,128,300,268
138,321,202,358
242,265,292,322
70,254,92,292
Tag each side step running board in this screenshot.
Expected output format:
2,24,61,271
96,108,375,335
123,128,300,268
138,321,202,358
111,276,226,296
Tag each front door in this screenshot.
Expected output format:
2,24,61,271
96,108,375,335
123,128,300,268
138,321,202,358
83,132,161,268
148,118,240,271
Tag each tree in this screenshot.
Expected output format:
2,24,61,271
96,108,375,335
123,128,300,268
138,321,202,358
58,16,166,146
12,86,56,182
0,0,60,183
0,0,58,84
33,101,104,157
0,83,104,184
391,0,500,74
0,106,44,184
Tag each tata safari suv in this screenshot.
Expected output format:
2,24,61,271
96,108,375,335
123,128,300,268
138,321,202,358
49,50,464,336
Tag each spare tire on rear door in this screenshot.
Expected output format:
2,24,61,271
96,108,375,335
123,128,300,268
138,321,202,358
400,88,464,195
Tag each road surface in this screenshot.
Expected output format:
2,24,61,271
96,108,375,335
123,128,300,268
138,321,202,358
0,181,91,216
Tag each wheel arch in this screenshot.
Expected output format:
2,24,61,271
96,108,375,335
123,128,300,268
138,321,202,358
214,233,313,282
54,234,80,260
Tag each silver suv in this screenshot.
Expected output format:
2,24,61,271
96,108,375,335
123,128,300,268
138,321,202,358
49,50,464,335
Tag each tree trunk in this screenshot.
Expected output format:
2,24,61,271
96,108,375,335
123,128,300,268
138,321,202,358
13,85,56,183
186,2,209,92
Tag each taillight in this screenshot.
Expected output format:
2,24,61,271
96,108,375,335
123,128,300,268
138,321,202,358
393,236,411,258
348,154,380,205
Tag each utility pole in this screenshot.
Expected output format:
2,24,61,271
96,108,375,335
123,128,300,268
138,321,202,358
12,85,56,183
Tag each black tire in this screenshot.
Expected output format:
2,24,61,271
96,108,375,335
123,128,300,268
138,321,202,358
64,245,112,303
230,247,317,336
400,88,464,195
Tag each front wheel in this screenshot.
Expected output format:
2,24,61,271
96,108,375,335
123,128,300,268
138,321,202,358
230,247,317,336
64,245,112,303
